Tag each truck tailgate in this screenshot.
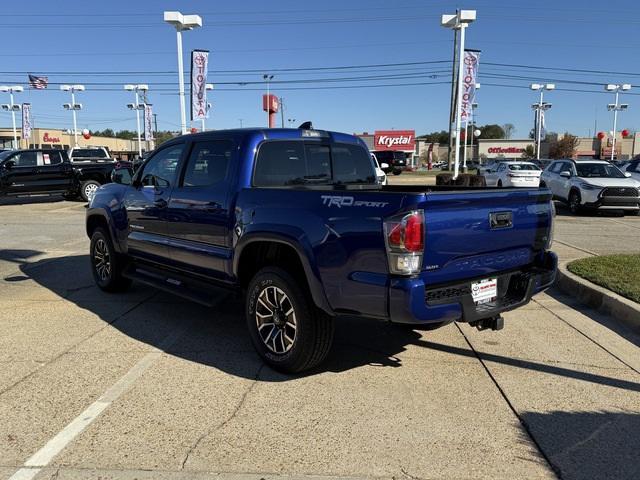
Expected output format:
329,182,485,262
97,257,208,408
418,188,552,284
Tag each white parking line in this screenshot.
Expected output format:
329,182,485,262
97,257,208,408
7,327,184,480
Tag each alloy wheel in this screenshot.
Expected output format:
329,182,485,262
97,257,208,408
84,183,99,201
255,286,297,354
93,238,111,282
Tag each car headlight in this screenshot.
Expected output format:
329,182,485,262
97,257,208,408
578,181,600,191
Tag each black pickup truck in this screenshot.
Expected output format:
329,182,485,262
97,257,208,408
0,149,126,201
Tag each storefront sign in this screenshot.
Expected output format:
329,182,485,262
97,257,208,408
374,130,415,151
488,147,524,154
191,49,209,121
43,132,60,143
22,103,32,140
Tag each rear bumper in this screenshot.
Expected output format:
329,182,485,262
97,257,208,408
388,251,557,325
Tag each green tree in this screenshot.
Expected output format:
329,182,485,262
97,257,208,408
502,123,515,139
417,130,449,144
154,131,177,146
478,124,505,139
521,145,535,159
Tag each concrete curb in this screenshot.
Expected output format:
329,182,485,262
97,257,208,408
555,261,640,332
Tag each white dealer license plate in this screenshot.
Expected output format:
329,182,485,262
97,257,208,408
471,278,498,305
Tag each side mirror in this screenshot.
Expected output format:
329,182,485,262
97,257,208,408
560,171,571,178
381,163,389,169
111,167,133,185
624,172,632,178
3,159,15,170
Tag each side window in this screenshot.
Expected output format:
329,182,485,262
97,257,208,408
182,140,233,187
549,162,562,173
497,163,506,172
560,162,573,174
139,144,184,188
42,151,62,165
631,162,640,173
254,141,308,186
12,151,37,167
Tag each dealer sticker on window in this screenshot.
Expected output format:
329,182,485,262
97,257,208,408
471,278,498,305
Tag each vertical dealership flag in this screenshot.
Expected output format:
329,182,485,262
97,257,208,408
459,50,481,124
191,49,209,121
22,103,32,140
144,104,153,141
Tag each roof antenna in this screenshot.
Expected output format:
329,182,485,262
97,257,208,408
298,121,313,130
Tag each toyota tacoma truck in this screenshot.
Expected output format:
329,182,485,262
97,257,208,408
85,128,557,373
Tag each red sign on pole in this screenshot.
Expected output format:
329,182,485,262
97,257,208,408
373,130,415,151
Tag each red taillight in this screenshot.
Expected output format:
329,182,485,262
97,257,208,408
404,213,424,252
389,224,403,247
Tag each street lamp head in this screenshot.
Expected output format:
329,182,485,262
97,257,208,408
605,84,618,91
164,11,202,30
440,13,457,27
0,86,9,93
127,103,136,109
441,10,476,28
137,84,149,91
530,83,542,90
475,83,480,89
62,103,72,110
11,86,23,93
607,103,616,110
11,104,21,111
458,10,477,23
1,104,9,111
622,84,632,91
72,85,85,91
205,83,214,90
60,85,71,91
124,84,135,91
472,103,478,108
620,104,629,110
545,83,555,90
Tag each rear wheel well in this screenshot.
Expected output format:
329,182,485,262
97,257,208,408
86,215,109,238
237,241,308,293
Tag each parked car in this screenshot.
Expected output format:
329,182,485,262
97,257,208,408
86,128,557,373
540,159,640,214
0,149,128,201
68,146,113,163
477,159,506,175
623,159,640,181
483,161,542,188
370,153,388,185
372,150,406,175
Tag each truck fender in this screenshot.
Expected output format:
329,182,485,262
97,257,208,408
234,232,335,316
86,207,125,253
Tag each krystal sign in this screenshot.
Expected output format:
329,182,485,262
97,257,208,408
374,130,415,151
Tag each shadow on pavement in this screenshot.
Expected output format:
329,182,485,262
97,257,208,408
521,410,640,480
5,251,640,391
0,195,69,206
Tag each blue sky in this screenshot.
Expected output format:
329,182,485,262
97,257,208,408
2,0,639,138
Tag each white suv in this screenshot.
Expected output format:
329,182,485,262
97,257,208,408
540,159,640,214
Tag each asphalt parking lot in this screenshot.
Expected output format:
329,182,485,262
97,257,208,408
1,194,640,480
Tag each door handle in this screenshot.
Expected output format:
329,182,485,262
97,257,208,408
154,199,168,208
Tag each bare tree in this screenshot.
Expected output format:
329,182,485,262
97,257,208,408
502,123,515,139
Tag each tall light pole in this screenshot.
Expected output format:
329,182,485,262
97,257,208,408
238,118,244,128
530,83,555,160
60,84,85,148
0,86,23,149
263,74,274,127
288,118,296,128
164,11,202,135
201,83,213,131
605,83,631,161
124,84,148,158
441,9,476,178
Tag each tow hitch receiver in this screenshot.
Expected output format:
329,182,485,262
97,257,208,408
471,315,504,331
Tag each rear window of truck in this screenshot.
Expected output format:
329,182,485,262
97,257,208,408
253,140,375,186
71,149,108,158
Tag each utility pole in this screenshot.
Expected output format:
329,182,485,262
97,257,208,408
279,97,285,128
153,113,158,135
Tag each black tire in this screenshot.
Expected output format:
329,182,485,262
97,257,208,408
246,267,334,373
569,190,582,215
89,227,131,292
392,169,402,176
80,180,101,202
539,181,547,189
497,180,503,187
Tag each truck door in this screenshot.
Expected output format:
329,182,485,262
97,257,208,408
36,150,75,193
0,151,39,194
123,142,185,262
164,139,235,279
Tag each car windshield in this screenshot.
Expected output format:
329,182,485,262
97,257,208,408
72,149,108,158
0,151,13,161
508,164,540,171
575,163,625,178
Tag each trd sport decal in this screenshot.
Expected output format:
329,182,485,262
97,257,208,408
321,195,388,208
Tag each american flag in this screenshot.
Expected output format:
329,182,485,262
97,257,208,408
28,74,48,89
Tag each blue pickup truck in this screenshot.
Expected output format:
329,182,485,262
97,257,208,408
86,128,557,372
